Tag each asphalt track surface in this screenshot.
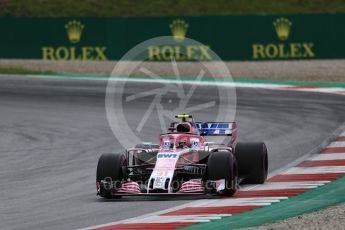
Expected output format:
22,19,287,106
0,75,344,230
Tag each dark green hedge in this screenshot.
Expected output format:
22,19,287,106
1,0,345,17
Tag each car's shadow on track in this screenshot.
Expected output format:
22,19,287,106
93,194,222,202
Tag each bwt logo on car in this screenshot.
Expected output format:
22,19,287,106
157,153,178,159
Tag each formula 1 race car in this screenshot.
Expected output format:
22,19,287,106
96,114,268,198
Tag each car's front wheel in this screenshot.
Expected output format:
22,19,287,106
206,152,238,196
96,153,126,198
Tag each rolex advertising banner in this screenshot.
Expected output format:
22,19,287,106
0,14,344,61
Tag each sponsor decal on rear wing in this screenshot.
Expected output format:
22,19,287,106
195,122,236,136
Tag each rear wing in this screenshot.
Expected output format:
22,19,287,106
195,122,237,136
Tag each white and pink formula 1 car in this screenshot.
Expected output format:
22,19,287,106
96,114,268,198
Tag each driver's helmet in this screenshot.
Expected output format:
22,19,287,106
176,123,191,133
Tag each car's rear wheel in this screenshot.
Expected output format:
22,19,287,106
206,152,238,196
96,153,126,198
235,142,268,184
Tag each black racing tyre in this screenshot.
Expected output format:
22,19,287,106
197,150,211,164
96,153,126,198
234,142,268,184
206,152,238,196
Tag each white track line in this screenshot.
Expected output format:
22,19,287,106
328,141,345,148
283,166,345,174
77,198,234,229
189,197,287,207
125,214,230,223
79,196,289,228
311,153,345,160
285,87,345,95
242,181,328,190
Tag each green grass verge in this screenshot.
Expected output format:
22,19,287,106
0,67,55,75
1,71,345,88
51,73,345,88
182,176,345,229
1,0,345,17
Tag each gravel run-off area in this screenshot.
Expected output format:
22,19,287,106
0,59,344,83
